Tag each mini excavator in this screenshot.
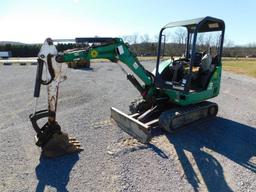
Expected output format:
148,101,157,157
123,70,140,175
30,17,225,157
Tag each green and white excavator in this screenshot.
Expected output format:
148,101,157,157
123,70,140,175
30,16,225,157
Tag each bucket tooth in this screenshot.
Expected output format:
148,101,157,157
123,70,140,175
39,132,83,158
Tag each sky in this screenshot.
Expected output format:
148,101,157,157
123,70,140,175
0,0,255,45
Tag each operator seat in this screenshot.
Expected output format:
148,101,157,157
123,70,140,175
193,52,203,67
160,59,183,83
199,51,213,89
171,60,184,83
200,52,212,72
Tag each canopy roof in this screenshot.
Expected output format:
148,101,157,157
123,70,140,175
163,16,225,33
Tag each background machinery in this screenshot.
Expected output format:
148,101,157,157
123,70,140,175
30,16,225,157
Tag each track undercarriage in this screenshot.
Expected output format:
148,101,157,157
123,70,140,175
111,99,218,143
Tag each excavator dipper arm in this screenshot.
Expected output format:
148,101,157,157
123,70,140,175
30,38,82,157
56,38,154,95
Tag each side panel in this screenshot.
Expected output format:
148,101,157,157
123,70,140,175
165,66,222,106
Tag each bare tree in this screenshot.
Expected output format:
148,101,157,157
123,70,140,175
224,38,235,48
197,34,205,46
131,33,139,44
122,35,133,44
204,35,212,47
153,34,159,42
122,33,140,44
140,34,150,43
174,28,187,44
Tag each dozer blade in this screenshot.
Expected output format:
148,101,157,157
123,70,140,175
38,132,84,158
111,107,151,143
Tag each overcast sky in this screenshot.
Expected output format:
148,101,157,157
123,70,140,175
0,0,255,45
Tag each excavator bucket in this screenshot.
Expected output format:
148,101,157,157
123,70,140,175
30,111,83,158
39,133,83,158
110,107,151,143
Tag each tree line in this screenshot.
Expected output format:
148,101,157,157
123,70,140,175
0,43,79,57
0,33,255,57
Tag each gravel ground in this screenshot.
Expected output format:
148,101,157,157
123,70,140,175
0,62,255,192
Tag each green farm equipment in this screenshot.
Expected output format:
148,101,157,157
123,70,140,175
30,16,225,157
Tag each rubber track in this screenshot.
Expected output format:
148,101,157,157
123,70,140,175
159,101,218,132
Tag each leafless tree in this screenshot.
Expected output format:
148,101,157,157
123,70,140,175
131,33,139,44
153,34,159,42
140,34,150,43
197,34,205,46
122,35,132,44
174,28,187,44
224,38,235,48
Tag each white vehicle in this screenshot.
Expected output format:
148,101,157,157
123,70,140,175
0,51,11,59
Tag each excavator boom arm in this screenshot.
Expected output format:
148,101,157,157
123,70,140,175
57,38,153,87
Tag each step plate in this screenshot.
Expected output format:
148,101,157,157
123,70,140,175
111,107,151,143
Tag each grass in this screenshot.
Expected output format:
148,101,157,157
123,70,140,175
222,57,256,78
138,56,256,78
137,56,256,78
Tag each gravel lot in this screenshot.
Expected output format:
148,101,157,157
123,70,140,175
0,62,255,192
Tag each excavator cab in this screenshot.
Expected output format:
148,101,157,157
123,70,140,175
154,17,225,101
